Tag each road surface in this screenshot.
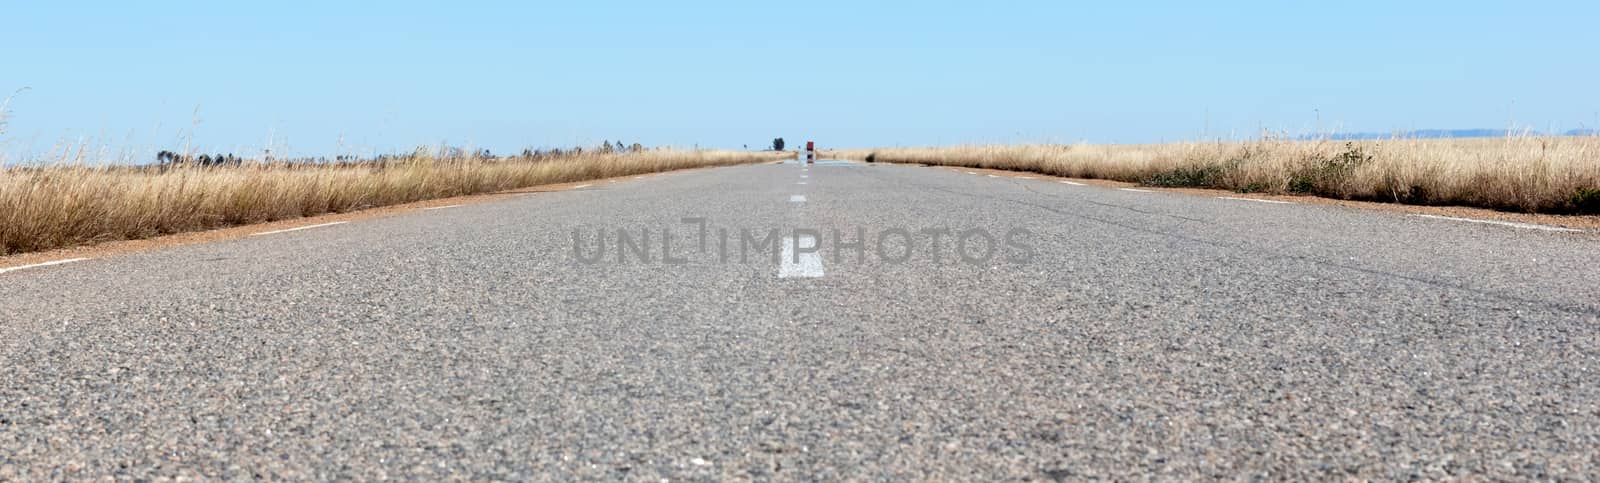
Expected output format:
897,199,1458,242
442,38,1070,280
2,161,1597,479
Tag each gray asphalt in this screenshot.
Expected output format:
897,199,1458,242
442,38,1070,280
2,161,1597,480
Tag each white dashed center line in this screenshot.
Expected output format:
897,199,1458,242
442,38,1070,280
1410,214,1581,232
1218,197,1292,204
779,235,825,278
1059,181,1085,186
250,221,348,237
789,195,806,203
797,181,807,185
0,258,91,275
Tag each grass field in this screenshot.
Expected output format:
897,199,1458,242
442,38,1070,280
0,149,788,256
828,136,1600,215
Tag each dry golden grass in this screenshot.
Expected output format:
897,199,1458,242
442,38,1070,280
828,136,1600,215
0,149,787,255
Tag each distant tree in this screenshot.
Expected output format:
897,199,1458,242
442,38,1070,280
630,143,643,152
772,138,785,151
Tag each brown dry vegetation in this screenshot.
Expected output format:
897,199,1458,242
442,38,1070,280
829,136,1600,215
0,149,787,255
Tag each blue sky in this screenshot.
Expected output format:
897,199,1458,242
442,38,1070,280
2,1,1597,160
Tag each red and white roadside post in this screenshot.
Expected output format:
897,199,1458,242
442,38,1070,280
805,141,816,164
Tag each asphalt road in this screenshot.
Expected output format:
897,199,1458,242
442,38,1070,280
2,161,1597,480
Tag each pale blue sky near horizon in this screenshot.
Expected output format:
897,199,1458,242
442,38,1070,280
2,1,1597,161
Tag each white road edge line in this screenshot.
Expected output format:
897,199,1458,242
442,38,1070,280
987,174,1000,178
789,195,806,203
797,181,807,185
571,184,594,189
1410,214,1581,233
965,171,978,175
250,221,348,237
423,204,463,210
0,258,91,275
1218,197,1292,205
778,235,825,278
1059,181,1086,186
1018,176,1035,180
1119,188,1154,193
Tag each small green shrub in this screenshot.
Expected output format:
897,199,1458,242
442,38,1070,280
1372,177,1431,205
1327,142,1373,171
1236,181,1269,193
1287,176,1315,193
1142,163,1228,188
1571,187,1600,214
1289,142,1372,196
1397,184,1429,204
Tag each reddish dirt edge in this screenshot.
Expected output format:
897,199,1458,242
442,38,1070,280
0,165,748,271
922,164,1600,232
